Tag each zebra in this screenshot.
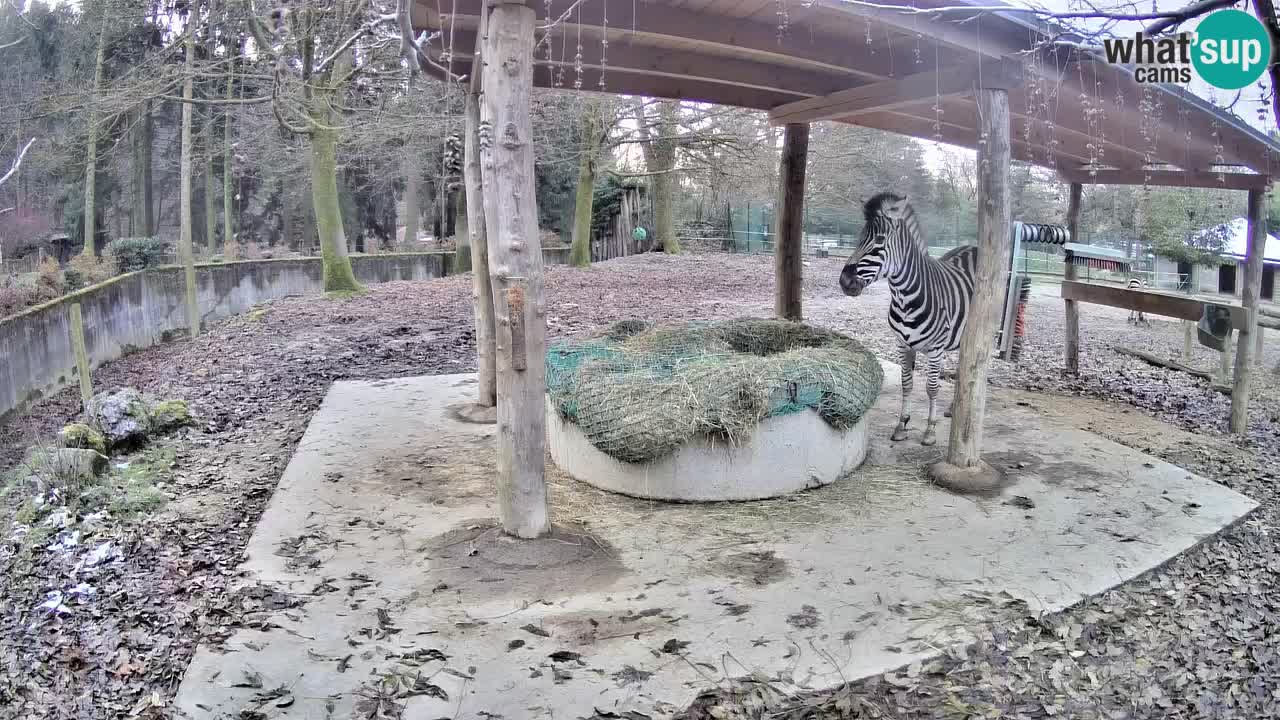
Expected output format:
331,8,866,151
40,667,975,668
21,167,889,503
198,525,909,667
839,193,978,446
1127,277,1149,325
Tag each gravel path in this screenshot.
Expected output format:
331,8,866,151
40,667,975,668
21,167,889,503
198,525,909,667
2,252,1277,719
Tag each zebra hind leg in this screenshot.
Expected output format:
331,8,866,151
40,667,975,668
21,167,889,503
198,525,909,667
921,349,945,446
892,347,916,441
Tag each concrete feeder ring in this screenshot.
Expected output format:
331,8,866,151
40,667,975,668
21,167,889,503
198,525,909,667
545,319,884,502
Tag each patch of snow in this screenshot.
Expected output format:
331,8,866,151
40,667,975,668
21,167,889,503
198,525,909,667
81,541,120,568
47,530,80,553
68,583,96,598
37,591,70,615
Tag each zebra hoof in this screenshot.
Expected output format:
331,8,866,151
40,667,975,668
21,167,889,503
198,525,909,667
943,408,953,419
920,433,937,447
891,428,909,442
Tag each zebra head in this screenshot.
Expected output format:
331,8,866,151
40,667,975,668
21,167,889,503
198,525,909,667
840,192,911,297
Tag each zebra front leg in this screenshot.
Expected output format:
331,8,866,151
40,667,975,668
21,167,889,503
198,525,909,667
921,349,945,446
892,347,916,441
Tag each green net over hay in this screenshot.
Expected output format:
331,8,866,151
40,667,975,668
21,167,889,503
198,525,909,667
547,318,884,464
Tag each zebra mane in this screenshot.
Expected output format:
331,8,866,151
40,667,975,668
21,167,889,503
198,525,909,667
862,192,927,250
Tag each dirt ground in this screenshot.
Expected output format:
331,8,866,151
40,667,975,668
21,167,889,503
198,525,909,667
2,252,1278,719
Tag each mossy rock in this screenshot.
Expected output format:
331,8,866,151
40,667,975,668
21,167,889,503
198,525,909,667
58,423,107,455
87,388,152,450
151,399,192,432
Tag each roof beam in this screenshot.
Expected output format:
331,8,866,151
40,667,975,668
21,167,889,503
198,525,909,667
430,0,920,83
854,110,1094,169
423,58,808,109
768,62,1021,126
1058,169,1271,190
818,0,1019,60
445,31,852,99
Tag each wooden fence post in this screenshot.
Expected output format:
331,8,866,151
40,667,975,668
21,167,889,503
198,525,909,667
1230,187,1268,433
930,87,1011,491
775,122,809,322
480,1,550,538
465,15,497,408
69,303,93,410
1063,182,1082,374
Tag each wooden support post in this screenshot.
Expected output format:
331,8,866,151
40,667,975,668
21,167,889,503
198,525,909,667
480,1,550,538
1063,182,1082,374
775,122,808,321
1182,267,1195,360
931,88,1011,490
1230,187,1268,434
465,18,496,408
68,303,93,411
1257,327,1265,366
1220,331,1234,383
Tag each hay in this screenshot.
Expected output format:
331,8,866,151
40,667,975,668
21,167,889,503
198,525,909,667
546,318,884,464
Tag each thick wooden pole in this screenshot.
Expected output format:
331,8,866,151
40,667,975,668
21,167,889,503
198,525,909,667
465,41,496,408
69,303,93,411
775,122,809,321
943,88,1011,470
1063,182,1082,374
1230,187,1268,434
480,1,550,538
465,87,494,407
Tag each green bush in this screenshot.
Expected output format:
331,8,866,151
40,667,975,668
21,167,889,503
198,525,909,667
108,237,168,272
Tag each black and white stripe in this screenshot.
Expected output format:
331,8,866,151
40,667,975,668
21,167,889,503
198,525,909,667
839,193,978,446
1127,277,1148,324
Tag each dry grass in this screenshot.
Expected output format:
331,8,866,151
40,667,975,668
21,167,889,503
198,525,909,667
548,319,884,464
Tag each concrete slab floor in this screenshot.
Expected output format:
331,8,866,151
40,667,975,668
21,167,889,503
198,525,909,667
175,364,1256,720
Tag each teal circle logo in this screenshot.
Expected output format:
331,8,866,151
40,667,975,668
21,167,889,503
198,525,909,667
1192,10,1272,90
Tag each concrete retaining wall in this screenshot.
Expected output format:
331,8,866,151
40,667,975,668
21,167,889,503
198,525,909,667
1,250,569,418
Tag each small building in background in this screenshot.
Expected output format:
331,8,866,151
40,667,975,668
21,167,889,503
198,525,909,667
1152,218,1280,301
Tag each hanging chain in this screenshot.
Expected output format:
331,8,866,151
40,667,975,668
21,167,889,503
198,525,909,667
1138,85,1156,190
932,42,942,141
544,0,556,87
599,0,608,90
573,3,583,90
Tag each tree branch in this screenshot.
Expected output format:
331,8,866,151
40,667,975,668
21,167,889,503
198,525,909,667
1252,0,1280,127
0,137,35,188
1144,0,1240,34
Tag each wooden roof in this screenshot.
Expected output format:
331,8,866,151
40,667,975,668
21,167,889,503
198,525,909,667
414,0,1280,187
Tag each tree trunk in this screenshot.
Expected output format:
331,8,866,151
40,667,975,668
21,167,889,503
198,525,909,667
465,84,496,406
569,102,599,267
130,107,145,237
223,65,236,258
775,122,808,321
307,49,360,292
281,181,294,248
311,128,361,292
636,100,680,254
402,158,420,248
446,186,458,239
1183,265,1196,360
204,106,218,255
143,101,154,236
944,88,1011,470
81,10,109,257
179,25,200,336
480,2,549,538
